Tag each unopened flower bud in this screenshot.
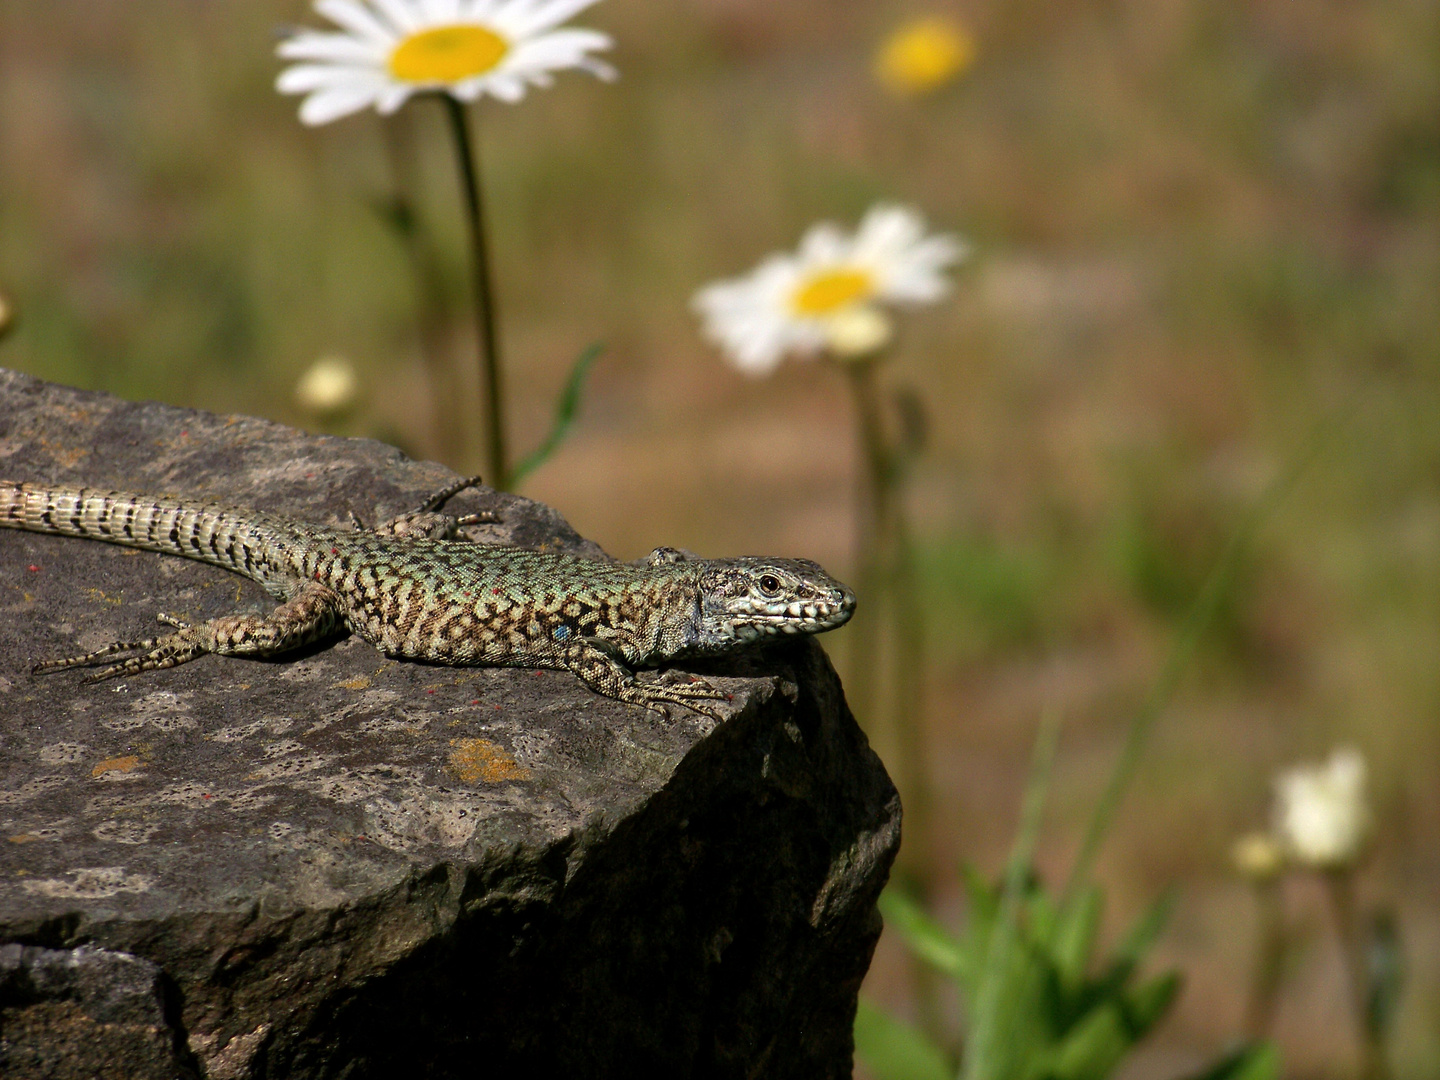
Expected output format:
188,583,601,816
824,306,894,360
1232,831,1286,882
295,355,359,419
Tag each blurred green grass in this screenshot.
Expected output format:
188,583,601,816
3,1,1440,1075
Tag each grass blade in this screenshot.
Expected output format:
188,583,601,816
854,996,955,1080
880,887,970,981
506,341,604,488
1064,422,1333,899
960,707,1063,1080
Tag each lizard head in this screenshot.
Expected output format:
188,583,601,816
694,556,856,648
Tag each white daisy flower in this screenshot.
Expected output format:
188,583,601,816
1272,747,1371,870
277,0,616,126
692,204,967,376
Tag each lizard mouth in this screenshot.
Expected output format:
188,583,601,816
735,604,853,633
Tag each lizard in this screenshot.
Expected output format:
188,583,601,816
0,476,855,719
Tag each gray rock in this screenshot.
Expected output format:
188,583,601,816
0,369,900,1079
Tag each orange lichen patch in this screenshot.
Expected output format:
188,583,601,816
337,676,372,691
36,436,89,469
448,738,529,784
8,834,37,844
90,755,142,778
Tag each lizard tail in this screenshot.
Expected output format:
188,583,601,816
0,481,274,578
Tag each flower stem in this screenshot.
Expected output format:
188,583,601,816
842,358,893,727
1243,878,1286,1038
441,94,507,487
1324,870,1391,1080
841,357,945,1043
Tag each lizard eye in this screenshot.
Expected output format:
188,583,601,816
758,574,782,595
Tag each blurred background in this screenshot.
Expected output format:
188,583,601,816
1,1,1438,1076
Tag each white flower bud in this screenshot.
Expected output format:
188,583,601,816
295,356,359,419
1231,831,1286,882
824,306,894,361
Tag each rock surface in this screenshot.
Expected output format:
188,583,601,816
0,369,900,1079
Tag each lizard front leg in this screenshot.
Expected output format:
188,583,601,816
562,639,728,721
33,580,345,682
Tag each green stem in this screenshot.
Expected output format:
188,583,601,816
1325,871,1391,1080
843,357,946,1040
1242,878,1286,1039
890,481,932,887
842,358,895,727
892,504,947,1047
441,94,507,487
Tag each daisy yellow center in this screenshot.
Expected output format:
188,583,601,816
389,25,509,84
790,269,874,316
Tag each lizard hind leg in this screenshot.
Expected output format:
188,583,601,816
414,475,486,513
32,580,346,683
372,475,500,540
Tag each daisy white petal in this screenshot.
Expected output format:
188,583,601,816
501,0,604,37
482,74,527,101
419,0,462,22
694,203,967,374
277,63,376,94
854,204,924,249
375,83,417,113
314,0,394,43
278,33,387,64
369,0,424,32
503,29,613,78
300,85,386,125
796,222,851,267
577,56,618,80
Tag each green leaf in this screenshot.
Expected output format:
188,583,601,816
1176,1042,1281,1080
958,862,1001,998
1120,971,1182,1038
880,887,969,980
1051,887,1103,994
1091,892,1174,1000
1045,1003,1130,1080
1026,884,1059,948
853,997,954,1080
506,341,604,488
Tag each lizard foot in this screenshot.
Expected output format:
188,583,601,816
627,675,730,722
32,620,209,682
370,476,502,539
